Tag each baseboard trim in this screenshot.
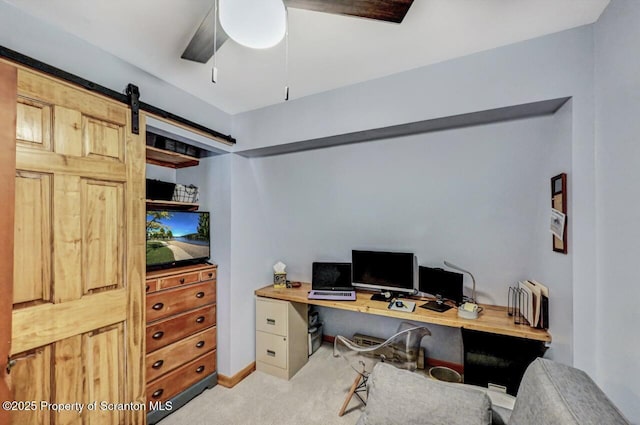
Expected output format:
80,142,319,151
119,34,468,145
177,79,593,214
218,362,256,388
322,334,335,343
426,358,464,374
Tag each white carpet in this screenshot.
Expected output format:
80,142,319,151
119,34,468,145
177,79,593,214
158,343,364,425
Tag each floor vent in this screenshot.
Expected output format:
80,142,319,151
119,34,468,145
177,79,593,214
352,333,425,369
353,333,385,347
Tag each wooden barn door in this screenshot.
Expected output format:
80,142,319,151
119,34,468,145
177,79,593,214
0,61,17,425
7,64,145,425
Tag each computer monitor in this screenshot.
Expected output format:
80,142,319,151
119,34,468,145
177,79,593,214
418,266,464,311
351,250,416,299
311,262,353,291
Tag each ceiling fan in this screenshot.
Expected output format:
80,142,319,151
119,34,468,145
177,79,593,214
181,0,415,63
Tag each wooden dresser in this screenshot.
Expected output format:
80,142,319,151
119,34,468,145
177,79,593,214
145,263,218,424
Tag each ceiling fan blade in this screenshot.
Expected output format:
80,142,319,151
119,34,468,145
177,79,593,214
284,0,414,24
181,6,229,63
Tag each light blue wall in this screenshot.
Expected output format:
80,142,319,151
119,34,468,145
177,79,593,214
227,154,280,373
594,0,640,421
254,115,571,365
178,155,233,376
231,27,594,152
523,100,574,365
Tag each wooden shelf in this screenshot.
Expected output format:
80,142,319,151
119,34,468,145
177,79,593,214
255,283,552,342
146,146,199,169
146,199,199,211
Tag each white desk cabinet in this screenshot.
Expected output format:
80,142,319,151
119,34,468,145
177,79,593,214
255,297,308,379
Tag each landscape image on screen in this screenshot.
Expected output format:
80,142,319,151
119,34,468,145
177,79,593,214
146,211,210,266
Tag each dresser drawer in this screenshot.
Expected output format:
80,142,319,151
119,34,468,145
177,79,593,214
200,269,216,282
256,298,288,336
146,327,217,382
256,331,287,370
145,279,158,294
146,305,216,352
158,271,200,290
146,281,216,322
146,350,216,404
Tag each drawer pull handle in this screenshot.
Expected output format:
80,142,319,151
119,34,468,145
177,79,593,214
196,292,205,298
152,360,164,369
145,285,150,292
208,272,213,278
196,341,205,348
152,331,164,340
180,278,185,284
267,350,276,357
151,389,164,399
196,316,205,324
152,303,164,310
266,318,275,325
196,365,205,374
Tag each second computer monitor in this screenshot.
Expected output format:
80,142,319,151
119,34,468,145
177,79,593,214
418,266,464,306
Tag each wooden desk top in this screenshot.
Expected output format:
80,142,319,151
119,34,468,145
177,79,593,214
255,283,551,342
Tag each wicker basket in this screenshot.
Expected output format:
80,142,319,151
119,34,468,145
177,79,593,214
172,184,199,203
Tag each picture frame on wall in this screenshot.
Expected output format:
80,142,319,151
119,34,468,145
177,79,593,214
551,173,567,254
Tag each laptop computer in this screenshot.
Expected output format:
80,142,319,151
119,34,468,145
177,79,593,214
308,262,356,301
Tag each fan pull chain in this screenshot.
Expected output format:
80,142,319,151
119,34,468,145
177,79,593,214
284,6,289,101
212,0,218,83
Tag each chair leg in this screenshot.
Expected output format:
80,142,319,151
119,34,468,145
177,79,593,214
339,373,363,417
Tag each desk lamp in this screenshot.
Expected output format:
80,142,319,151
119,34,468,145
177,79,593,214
444,261,479,319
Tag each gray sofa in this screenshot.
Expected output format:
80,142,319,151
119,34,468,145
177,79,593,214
356,358,630,425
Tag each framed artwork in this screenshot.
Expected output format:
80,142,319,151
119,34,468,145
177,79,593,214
551,173,567,253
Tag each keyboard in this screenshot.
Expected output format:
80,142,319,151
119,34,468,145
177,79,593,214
419,300,453,313
308,290,356,301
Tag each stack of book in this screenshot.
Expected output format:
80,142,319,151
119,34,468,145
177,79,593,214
517,280,549,329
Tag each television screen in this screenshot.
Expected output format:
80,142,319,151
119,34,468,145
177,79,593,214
146,210,210,269
351,250,415,293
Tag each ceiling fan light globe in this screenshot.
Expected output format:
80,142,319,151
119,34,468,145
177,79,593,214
219,0,286,49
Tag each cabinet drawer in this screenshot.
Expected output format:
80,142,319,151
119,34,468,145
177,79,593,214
158,271,200,290
256,331,287,370
146,281,216,322
146,327,217,382
145,279,158,294
146,305,216,352
200,269,216,282
147,350,216,404
256,299,287,336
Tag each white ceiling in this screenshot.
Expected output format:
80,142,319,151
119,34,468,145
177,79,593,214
6,0,609,114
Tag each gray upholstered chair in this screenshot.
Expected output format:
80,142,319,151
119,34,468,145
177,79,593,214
355,357,630,425
333,321,431,416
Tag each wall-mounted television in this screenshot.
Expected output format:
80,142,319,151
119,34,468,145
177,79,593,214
146,210,210,270
351,250,416,298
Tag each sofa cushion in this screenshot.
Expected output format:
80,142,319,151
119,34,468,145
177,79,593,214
508,358,630,425
356,363,492,425
465,384,515,425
